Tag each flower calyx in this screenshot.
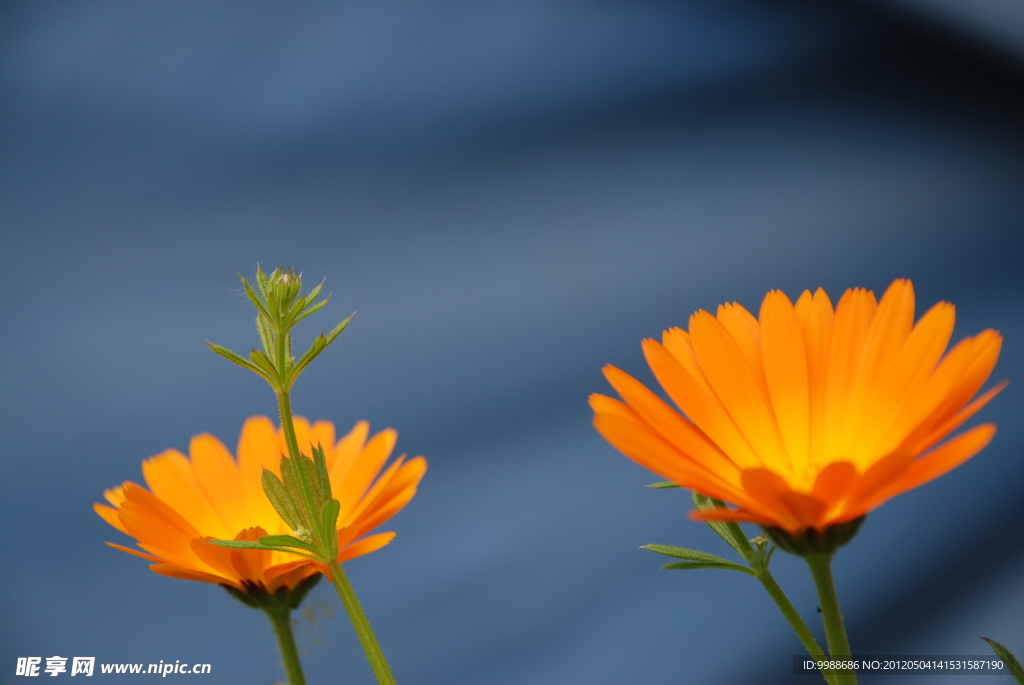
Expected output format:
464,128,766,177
222,573,322,612
764,517,866,557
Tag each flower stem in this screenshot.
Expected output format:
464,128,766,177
757,570,837,685
276,389,324,543
806,553,857,685
328,560,397,685
264,606,307,685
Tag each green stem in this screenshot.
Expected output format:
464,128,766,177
758,570,837,685
806,553,857,685
276,390,325,544
328,560,397,685
264,606,307,685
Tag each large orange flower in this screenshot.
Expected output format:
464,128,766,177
592,279,1004,533
96,417,427,592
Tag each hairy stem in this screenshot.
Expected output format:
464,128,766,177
757,569,837,685
806,553,857,685
264,606,306,685
328,560,397,685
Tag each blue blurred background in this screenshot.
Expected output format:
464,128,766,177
2,1,1022,683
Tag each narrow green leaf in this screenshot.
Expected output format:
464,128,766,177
321,498,340,559
643,543,743,566
302,280,324,308
662,561,755,575
261,469,302,531
692,491,754,563
249,349,279,381
207,538,316,559
291,297,329,326
982,638,1024,683
312,442,332,501
254,266,270,299
299,455,325,513
256,312,276,358
258,535,322,556
322,498,340,533
323,314,353,345
279,457,313,530
240,275,273,321
206,343,271,380
288,334,327,384
646,481,680,489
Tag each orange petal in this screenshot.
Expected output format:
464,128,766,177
759,290,811,480
794,288,834,468
237,415,284,480
739,468,799,530
142,448,228,539
778,492,828,529
689,507,766,524
859,424,997,513
593,410,745,503
343,458,427,540
338,532,397,563
150,563,236,587
822,287,877,460
810,461,858,507
94,503,128,535
858,301,956,458
716,301,770,402
690,311,788,470
189,433,245,533
602,364,742,484
335,428,396,509
105,542,164,563
642,342,761,469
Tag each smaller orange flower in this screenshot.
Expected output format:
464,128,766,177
96,417,426,593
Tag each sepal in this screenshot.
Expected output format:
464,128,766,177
764,516,865,556
222,571,322,611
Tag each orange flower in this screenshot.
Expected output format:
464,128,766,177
592,279,1004,533
96,417,427,592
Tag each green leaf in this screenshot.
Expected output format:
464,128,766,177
256,312,276,357
288,333,327,384
291,296,329,326
249,349,280,382
240,274,273,322
312,442,332,502
646,481,680,489
279,457,313,530
207,538,317,559
692,491,754,563
322,498,340,533
258,535,322,556
303,280,324,307
642,543,743,566
254,266,270,299
643,544,753,575
206,343,272,381
982,638,1024,684
261,469,302,531
324,314,353,345
298,454,325,513
661,561,755,574
321,498,340,559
